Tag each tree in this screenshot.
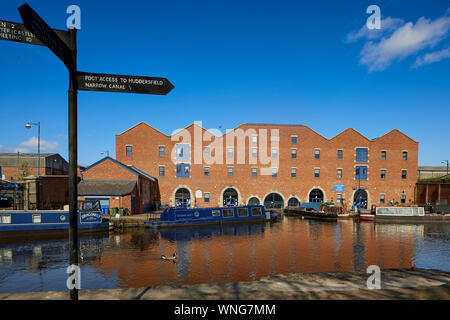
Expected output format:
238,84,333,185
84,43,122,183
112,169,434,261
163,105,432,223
17,160,31,180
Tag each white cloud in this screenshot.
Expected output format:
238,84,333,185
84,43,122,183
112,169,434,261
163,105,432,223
414,47,450,67
347,11,450,72
14,137,60,153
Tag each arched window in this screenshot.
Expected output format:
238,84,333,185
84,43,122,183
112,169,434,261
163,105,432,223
309,189,324,203
223,188,238,207
354,189,368,209
175,188,191,208
248,197,260,206
287,197,300,207
264,193,284,209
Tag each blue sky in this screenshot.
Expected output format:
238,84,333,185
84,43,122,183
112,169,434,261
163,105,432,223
0,0,449,166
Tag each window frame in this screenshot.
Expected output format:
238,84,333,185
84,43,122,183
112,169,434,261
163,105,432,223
314,168,320,178
272,167,278,178
355,166,368,180
32,214,41,224
228,167,233,177
356,148,368,163
158,145,165,157
337,168,343,180
272,148,278,159
222,208,234,218
291,167,297,178
251,147,258,159
314,148,320,159
125,145,132,157
0,214,11,224
402,169,407,180
291,148,297,159
237,208,248,217
204,146,211,159
176,144,190,160
176,163,190,178
251,207,262,216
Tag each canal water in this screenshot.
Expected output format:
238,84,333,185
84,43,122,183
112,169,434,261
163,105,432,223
0,217,449,293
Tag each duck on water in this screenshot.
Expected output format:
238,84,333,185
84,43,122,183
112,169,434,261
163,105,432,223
161,253,177,261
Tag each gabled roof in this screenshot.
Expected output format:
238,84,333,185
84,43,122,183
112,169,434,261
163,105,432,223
78,179,136,196
330,128,370,142
116,122,417,142
373,129,418,143
81,156,157,181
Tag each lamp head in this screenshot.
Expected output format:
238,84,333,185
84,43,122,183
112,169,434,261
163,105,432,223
25,122,31,129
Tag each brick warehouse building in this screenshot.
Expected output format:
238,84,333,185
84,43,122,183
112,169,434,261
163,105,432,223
115,122,418,209
79,157,160,214
0,153,68,181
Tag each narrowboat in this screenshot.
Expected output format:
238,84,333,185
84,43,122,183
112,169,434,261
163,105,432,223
0,200,112,238
146,205,277,229
359,213,375,221
374,206,450,223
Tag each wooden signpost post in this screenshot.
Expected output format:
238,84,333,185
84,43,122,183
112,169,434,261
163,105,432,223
1,3,174,300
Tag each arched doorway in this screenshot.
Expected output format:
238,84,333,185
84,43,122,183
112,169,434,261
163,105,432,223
264,193,284,209
287,197,300,207
175,188,191,208
354,189,368,209
309,189,324,203
223,188,238,207
248,197,260,206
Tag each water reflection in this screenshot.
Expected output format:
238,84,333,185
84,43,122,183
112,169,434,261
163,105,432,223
0,218,449,293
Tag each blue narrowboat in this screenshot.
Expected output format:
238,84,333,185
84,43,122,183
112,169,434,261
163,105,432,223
0,200,111,238
146,205,278,229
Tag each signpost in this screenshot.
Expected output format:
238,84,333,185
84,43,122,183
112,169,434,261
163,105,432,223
0,19,49,45
76,72,174,95
18,4,74,69
1,3,174,300
0,19,69,47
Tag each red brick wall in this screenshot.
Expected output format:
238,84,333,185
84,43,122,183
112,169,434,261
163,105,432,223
116,122,418,208
40,176,69,209
81,158,159,213
1,166,65,181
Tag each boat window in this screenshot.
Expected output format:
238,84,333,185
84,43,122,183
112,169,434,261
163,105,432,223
398,207,411,215
0,215,11,224
212,209,220,217
251,207,262,216
377,207,397,215
238,208,248,217
222,209,234,218
32,214,41,223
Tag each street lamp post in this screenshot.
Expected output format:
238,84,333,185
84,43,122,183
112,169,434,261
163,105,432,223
25,121,40,177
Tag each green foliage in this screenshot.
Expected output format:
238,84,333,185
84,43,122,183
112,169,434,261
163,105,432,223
418,177,450,184
17,160,31,180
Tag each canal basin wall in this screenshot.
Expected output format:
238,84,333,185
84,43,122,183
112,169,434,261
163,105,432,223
1,268,449,300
